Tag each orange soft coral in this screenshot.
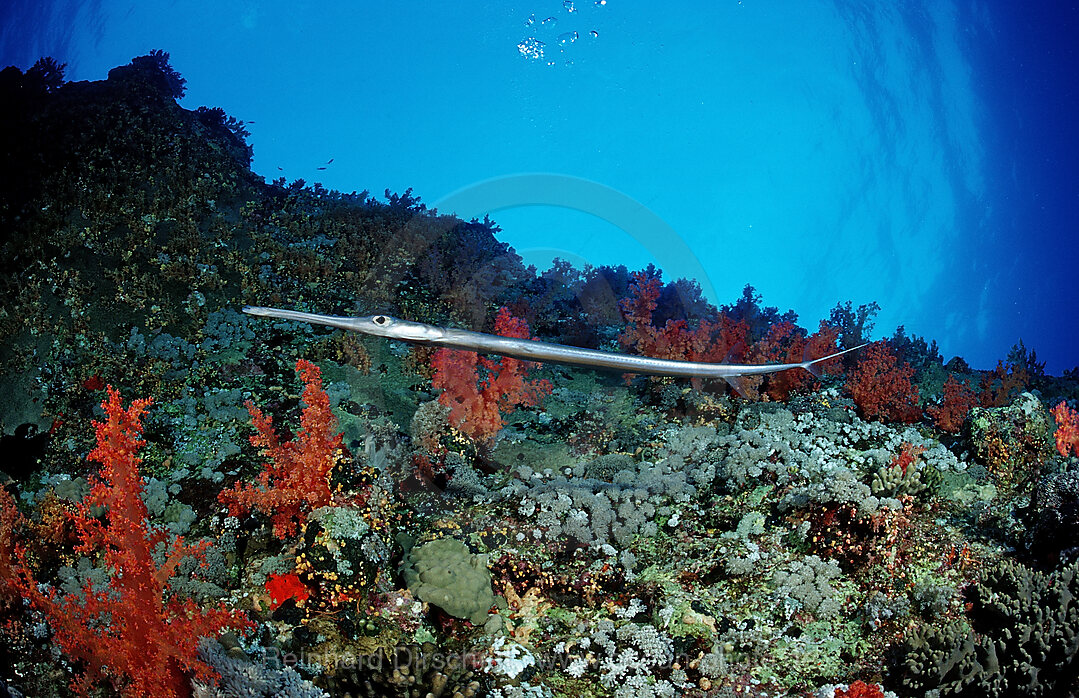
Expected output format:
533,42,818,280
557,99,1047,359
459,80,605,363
219,359,345,538
845,341,921,423
7,387,250,698
432,307,552,443
1050,401,1079,458
0,487,22,608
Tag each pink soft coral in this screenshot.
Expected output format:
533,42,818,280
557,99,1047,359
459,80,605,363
431,307,552,443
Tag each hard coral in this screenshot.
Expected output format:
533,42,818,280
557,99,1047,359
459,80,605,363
902,558,1079,696
219,359,346,539
845,341,921,422
6,387,250,698
431,307,552,443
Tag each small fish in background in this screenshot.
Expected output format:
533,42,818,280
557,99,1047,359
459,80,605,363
277,166,283,170
327,158,334,164
316,166,327,170
247,120,256,124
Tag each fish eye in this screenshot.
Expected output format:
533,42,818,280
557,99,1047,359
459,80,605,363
373,315,389,325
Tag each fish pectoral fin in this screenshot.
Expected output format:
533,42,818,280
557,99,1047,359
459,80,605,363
801,344,826,380
723,374,752,399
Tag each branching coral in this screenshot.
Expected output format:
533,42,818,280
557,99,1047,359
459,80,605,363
845,341,921,423
618,270,748,389
927,375,978,433
219,359,346,538
1051,401,1079,458
2,387,251,698
431,307,552,443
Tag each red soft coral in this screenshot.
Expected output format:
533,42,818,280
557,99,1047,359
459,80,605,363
432,307,552,443
8,387,250,698
617,270,749,390
845,341,921,422
834,680,885,698
219,359,344,538
265,572,310,610
743,320,842,401
927,375,978,433
1051,401,1079,458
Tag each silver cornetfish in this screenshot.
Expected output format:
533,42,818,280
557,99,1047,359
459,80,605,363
242,306,866,393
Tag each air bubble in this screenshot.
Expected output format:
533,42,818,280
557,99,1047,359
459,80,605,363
563,0,577,12
517,37,546,60
557,31,579,45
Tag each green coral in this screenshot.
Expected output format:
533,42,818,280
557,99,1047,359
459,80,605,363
400,538,495,625
870,461,930,499
902,558,1079,696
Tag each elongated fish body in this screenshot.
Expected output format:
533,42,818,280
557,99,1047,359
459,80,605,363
243,306,866,386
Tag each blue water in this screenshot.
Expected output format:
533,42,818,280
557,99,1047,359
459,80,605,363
2,1,1076,373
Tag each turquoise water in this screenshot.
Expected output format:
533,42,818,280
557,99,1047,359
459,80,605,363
1,1,1075,372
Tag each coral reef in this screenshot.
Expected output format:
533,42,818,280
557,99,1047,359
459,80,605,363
2,53,1078,698
901,558,1079,696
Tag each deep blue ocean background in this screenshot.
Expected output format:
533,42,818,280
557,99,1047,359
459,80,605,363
2,0,1076,374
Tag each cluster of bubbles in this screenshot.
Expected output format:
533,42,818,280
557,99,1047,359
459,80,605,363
516,0,605,66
